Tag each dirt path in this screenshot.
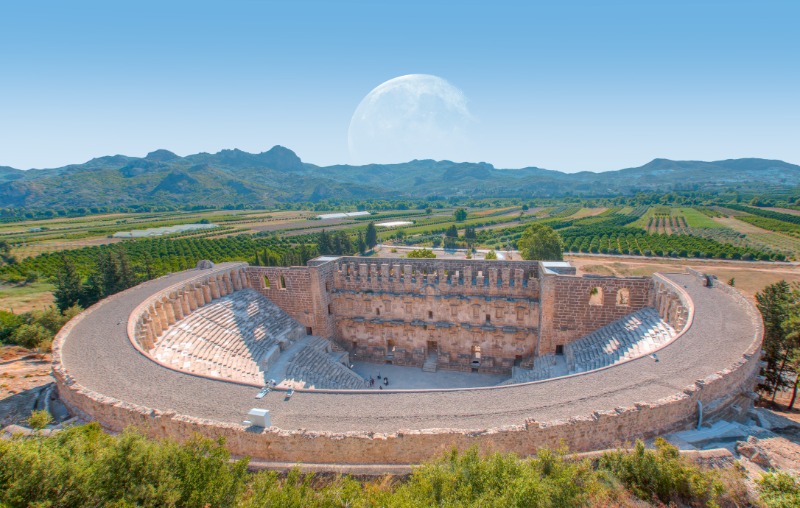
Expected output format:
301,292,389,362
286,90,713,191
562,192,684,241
0,347,53,426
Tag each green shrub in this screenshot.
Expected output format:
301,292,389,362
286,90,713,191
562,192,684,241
598,439,724,506
12,323,51,350
758,472,800,507
0,310,23,344
407,248,436,259
26,410,52,431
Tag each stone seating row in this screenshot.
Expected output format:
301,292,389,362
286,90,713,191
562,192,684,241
150,289,306,384
284,337,367,390
564,307,675,374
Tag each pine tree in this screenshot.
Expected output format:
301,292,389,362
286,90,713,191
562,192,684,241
53,254,83,311
756,280,793,399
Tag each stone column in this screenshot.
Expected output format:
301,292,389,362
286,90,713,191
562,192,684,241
172,298,184,321
180,292,191,316
195,284,206,307
202,283,213,304
153,303,167,335
488,268,498,291
163,298,176,326
465,267,473,287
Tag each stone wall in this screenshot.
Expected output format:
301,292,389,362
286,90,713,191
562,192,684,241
538,275,654,355
332,257,540,298
51,265,762,466
329,257,540,373
53,317,761,466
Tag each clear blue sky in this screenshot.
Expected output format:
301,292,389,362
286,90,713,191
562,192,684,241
1,0,797,172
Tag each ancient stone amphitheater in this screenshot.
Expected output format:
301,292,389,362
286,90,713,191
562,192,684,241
53,256,762,466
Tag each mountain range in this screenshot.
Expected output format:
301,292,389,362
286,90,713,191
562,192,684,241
1,146,798,209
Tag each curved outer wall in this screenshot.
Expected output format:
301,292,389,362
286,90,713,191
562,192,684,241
52,263,762,465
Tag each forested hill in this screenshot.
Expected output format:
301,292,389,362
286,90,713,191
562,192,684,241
1,146,798,209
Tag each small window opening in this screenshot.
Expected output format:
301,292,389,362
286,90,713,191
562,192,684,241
376,308,381,316
485,314,491,323
279,275,287,290
428,310,433,319
589,287,603,306
263,276,270,289
555,345,564,355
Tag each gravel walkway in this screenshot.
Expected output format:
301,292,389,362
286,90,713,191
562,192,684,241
60,271,758,434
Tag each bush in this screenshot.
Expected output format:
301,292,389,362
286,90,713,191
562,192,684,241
27,410,53,431
0,424,249,508
484,250,498,260
598,439,725,506
12,323,51,350
0,311,23,344
407,249,436,259
758,472,800,507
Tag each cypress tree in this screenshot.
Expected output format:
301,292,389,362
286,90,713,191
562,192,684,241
365,222,378,250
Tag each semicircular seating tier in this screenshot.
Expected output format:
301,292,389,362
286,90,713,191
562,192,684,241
149,288,365,389
502,307,677,384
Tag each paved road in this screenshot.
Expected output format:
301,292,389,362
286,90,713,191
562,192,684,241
60,270,758,434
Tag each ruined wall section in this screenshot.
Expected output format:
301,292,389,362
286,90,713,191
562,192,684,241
330,257,540,373
538,274,655,355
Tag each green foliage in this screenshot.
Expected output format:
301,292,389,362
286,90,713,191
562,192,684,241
727,204,800,226
756,280,795,397
2,305,81,350
0,426,753,507
0,310,23,344
11,323,51,349
737,215,800,235
316,230,354,256
356,231,366,254
454,208,468,221
365,222,378,249
26,410,53,431
406,248,436,258
445,224,459,238
518,223,564,261
484,250,498,260
0,424,249,508
758,472,800,507
598,439,726,506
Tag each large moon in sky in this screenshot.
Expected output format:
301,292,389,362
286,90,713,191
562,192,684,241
348,74,472,164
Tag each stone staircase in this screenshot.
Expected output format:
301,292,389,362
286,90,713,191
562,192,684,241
501,354,558,385
564,307,676,374
283,336,367,390
422,351,438,373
